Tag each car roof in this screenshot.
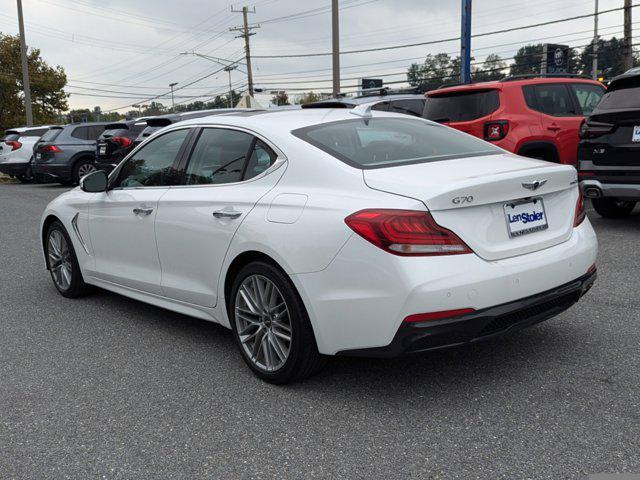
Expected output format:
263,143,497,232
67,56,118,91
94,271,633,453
302,94,424,108
429,76,603,96
63,121,111,128
173,107,429,134
5,125,57,134
609,67,640,87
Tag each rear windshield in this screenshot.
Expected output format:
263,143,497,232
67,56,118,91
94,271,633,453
292,117,501,169
137,125,162,141
425,89,500,122
597,84,640,110
101,128,129,139
40,128,62,142
23,128,49,137
3,133,20,141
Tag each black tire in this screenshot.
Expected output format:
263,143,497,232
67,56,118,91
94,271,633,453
229,261,326,384
18,164,34,183
72,158,96,185
591,198,636,218
45,221,90,298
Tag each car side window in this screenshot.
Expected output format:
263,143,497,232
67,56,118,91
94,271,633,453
184,128,255,185
389,99,426,117
244,140,276,180
114,129,189,188
571,84,604,116
71,127,90,140
523,84,577,117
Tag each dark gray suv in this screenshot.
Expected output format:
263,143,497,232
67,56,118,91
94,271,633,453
33,122,108,185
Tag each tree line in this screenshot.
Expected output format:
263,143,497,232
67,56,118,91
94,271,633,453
407,38,637,92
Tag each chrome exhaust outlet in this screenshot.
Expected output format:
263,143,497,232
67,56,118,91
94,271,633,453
583,187,602,199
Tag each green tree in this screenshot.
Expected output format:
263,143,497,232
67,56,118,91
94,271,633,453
271,91,290,106
578,37,639,79
509,44,544,76
295,91,320,105
407,53,458,92
473,54,507,82
0,33,68,131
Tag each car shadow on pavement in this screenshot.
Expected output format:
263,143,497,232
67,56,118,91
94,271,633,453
82,286,590,397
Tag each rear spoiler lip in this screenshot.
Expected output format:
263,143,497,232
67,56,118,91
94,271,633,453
145,118,173,127
104,123,130,130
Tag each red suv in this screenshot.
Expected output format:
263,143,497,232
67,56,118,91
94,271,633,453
424,76,605,165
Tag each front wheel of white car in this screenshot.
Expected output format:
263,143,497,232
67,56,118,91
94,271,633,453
230,261,325,384
46,221,89,298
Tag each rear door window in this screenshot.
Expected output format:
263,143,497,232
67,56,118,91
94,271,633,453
424,90,499,122
183,128,256,185
71,126,91,140
570,84,605,115
523,84,578,116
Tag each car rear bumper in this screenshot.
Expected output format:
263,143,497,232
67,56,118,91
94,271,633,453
337,269,596,357
0,161,30,176
580,179,640,201
293,220,597,355
32,163,72,182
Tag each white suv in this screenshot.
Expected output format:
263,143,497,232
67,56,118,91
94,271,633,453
0,126,54,183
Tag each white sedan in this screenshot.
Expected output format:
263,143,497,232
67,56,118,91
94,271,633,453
40,107,597,383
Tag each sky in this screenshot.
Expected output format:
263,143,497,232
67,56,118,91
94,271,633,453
0,0,630,113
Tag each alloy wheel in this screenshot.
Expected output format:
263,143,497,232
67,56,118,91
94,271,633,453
78,163,96,178
48,230,72,290
234,274,292,372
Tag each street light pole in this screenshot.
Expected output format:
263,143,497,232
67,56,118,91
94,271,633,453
16,0,33,126
223,66,236,108
460,0,472,84
169,82,178,112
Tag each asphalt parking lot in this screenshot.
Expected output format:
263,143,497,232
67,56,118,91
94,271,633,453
1,182,639,479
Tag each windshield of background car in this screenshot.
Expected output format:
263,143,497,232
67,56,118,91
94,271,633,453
596,79,640,110
39,128,62,142
424,89,500,122
292,117,501,169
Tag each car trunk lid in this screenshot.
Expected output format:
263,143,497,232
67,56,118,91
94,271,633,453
363,153,578,260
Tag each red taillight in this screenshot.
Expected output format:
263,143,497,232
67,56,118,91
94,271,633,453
5,140,22,151
404,308,476,323
41,145,62,153
579,119,614,139
574,193,586,227
344,209,473,256
484,121,509,141
111,136,132,148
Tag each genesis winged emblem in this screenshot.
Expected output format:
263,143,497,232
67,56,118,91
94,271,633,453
522,179,547,191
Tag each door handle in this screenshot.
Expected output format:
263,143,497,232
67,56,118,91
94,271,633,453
213,210,242,219
133,207,154,216
547,124,561,131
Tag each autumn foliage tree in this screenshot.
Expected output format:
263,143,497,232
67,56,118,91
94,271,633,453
0,33,68,131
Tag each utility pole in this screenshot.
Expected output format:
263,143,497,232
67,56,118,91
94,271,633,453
16,0,33,126
592,0,599,80
460,0,472,84
169,82,178,112
332,0,340,97
231,6,258,97
624,0,633,71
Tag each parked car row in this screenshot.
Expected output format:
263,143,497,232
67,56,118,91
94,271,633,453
3,70,639,219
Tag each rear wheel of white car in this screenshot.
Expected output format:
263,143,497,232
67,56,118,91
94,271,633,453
591,198,636,218
46,221,89,298
230,261,325,384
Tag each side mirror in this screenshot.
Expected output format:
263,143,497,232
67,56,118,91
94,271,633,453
80,170,108,193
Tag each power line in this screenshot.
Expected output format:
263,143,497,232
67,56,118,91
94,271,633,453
252,5,638,58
